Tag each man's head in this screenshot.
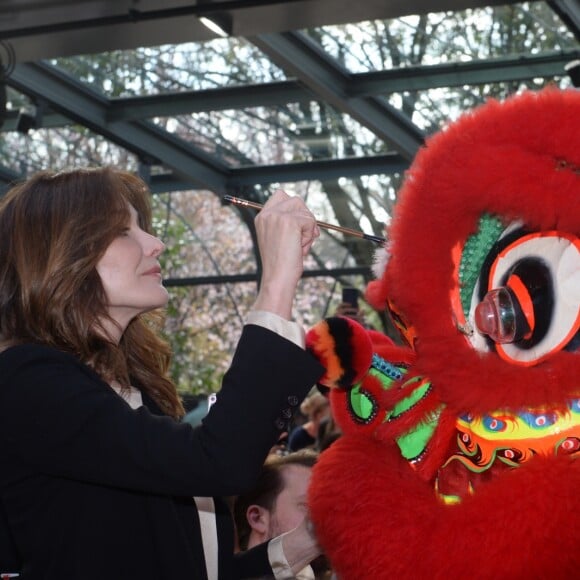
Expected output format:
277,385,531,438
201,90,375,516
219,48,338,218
234,450,318,550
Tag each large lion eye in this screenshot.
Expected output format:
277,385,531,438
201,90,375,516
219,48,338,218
469,230,580,366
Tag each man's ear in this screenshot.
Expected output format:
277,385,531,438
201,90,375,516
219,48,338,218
246,504,270,536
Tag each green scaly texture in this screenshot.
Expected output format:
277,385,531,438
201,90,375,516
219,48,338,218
458,214,505,317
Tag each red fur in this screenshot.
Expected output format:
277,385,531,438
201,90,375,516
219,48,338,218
310,436,580,579
366,278,389,311
368,330,415,367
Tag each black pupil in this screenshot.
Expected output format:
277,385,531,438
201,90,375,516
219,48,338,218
501,257,553,348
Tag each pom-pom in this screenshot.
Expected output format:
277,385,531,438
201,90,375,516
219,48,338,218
306,316,373,389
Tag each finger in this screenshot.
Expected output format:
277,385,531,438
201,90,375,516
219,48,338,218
301,220,319,256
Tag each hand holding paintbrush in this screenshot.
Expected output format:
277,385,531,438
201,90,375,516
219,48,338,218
224,194,385,245
249,190,320,319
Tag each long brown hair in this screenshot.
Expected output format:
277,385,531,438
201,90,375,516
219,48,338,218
0,167,183,418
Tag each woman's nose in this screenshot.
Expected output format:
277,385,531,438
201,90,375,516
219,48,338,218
147,233,165,257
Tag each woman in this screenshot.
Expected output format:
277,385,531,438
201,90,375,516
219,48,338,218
0,168,323,579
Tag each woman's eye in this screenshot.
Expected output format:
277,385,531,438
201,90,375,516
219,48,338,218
468,229,580,366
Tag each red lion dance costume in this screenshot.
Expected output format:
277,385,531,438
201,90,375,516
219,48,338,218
306,88,580,579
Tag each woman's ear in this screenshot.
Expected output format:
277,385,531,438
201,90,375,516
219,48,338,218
246,504,270,536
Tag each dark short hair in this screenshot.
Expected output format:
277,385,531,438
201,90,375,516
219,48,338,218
233,450,318,550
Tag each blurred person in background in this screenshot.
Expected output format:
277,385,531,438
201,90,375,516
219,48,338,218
234,450,331,579
287,390,330,452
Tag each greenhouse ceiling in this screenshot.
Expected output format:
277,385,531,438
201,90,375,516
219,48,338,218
0,0,578,286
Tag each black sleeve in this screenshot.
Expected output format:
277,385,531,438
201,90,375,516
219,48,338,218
0,326,324,497
233,542,274,578
0,500,20,572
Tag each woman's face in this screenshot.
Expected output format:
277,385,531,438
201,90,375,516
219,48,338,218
97,204,168,332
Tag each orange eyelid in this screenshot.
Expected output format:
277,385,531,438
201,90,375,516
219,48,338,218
450,241,466,326
507,274,535,339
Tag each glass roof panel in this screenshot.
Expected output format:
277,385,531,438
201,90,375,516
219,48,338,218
0,124,138,178
151,186,350,327
246,176,397,262
308,2,578,73
51,37,289,97
387,75,572,133
151,103,391,167
153,189,255,278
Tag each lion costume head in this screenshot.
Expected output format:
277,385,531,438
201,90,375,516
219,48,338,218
306,88,580,579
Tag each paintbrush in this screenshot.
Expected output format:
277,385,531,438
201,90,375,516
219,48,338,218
223,194,385,245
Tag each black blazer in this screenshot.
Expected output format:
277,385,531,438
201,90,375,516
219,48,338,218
0,325,323,579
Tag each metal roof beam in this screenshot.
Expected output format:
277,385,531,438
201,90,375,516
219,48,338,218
0,108,71,132
0,163,24,193
107,81,312,121
148,154,408,193
351,49,580,95
250,31,425,161
226,154,408,188
164,266,371,287
549,0,580,41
